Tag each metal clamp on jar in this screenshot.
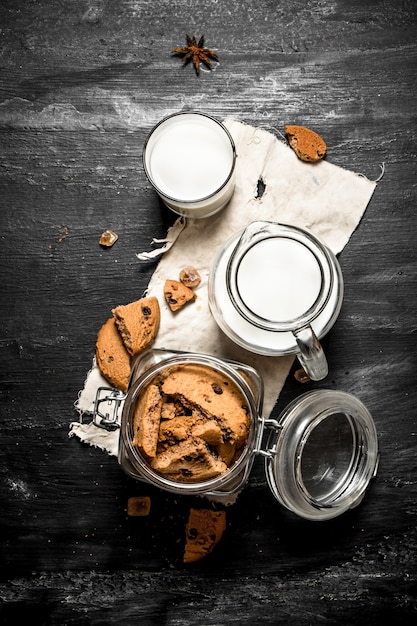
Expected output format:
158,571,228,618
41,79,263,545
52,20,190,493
92,349,379,521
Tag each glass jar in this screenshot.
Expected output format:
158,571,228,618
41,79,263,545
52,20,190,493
93,349,379,520
117,349,263,500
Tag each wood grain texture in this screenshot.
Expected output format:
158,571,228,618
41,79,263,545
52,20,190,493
1,0,416,623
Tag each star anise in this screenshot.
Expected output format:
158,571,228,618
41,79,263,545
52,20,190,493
171,34,218,75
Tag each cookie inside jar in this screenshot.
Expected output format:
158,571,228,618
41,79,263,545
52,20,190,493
128,362,252,484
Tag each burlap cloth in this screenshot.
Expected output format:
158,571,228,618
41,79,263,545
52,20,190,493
69,119,379,457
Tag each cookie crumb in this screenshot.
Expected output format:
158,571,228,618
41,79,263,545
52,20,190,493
127,496,151,517
294,368,311,383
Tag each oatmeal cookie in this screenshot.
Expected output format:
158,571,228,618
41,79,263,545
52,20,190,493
95,317,131,392
112,296,160,355
183,508,226,563
164,279,196,312
285,124,327,163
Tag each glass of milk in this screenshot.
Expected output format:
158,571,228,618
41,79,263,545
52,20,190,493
143,112,236,219
208,221,344,381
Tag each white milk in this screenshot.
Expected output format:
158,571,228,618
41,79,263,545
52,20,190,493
143,113,236,218
209,230,342,355
236,238,322,322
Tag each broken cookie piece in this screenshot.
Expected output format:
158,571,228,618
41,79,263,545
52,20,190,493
112,296,160,355
161,365,250,447
127,496,151,517
285,124,327,163
95,317,131,392
183,508,226,563
192,420,223,446
151,438,227,482
216,441,236,466
158,416,223,449
164,279,196,312
132,383,164,458
158,415,197,445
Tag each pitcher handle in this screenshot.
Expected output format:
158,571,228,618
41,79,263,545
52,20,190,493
293,326,328,381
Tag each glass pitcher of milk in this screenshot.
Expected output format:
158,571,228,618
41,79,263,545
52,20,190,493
208,221,344,380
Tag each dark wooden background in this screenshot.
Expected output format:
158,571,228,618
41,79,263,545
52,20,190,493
1,0,416,624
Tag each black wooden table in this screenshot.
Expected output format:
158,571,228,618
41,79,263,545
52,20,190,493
1,1,416,624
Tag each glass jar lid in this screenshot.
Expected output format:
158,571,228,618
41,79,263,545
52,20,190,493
264,390,379,521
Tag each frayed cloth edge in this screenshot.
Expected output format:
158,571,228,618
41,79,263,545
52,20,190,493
136,216,186,260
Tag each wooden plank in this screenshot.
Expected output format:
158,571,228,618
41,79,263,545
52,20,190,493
0,0,416,622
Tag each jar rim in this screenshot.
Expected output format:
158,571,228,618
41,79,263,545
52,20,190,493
142,111,237,205
226,221,336,332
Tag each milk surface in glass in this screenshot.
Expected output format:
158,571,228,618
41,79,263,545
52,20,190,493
236,238,322,323
147,115,234,201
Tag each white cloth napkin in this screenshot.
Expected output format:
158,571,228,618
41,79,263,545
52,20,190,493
69,119,378,457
